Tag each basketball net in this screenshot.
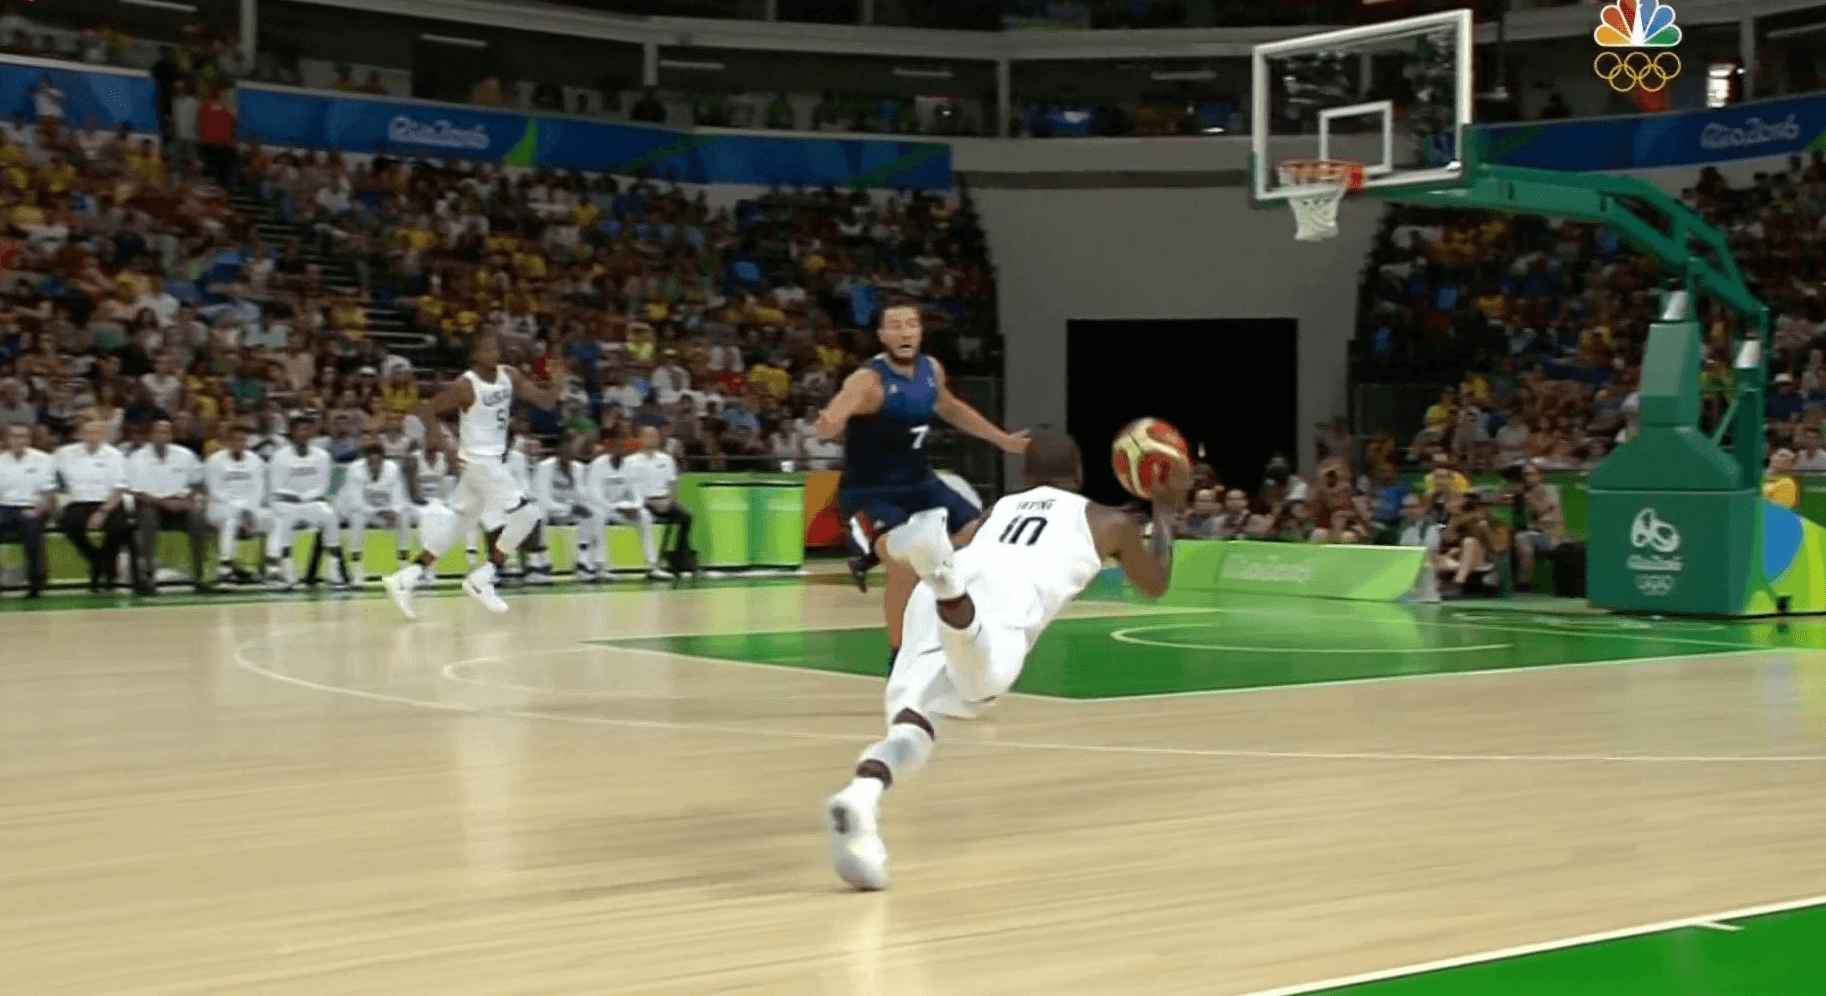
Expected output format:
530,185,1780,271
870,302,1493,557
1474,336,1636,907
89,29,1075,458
1276,159,1366,242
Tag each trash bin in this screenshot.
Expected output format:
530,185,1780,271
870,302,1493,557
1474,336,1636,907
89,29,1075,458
749,476,805,569
696,479,754,570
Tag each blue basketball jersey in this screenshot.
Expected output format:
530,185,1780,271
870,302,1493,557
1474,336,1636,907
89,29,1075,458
842,354,939,488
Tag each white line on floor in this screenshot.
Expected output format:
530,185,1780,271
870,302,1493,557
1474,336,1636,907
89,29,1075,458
1233,894,1817,996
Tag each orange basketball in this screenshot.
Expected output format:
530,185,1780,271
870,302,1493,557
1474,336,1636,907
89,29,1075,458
1111,418,1191,499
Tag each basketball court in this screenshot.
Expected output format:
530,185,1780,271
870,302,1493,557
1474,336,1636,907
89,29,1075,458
4,572,1826,995
3,6,1811,993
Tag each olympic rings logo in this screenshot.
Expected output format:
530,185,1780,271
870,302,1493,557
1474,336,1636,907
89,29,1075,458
1593,50,1682,93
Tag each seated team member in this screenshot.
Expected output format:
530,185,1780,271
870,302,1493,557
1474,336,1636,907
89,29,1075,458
203,423,275,585
0,423,56,598
55,418,134,593
337,432,411,588
584,431,662,580
534,434,599,582
127,418,208,594
620,426,694,578
267,415,348,590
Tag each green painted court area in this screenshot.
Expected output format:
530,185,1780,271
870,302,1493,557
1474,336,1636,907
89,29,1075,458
1292,900,1826,996
597,593,1826,699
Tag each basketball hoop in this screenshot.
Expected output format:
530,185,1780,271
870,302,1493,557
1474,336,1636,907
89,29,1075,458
1276,159,1366,241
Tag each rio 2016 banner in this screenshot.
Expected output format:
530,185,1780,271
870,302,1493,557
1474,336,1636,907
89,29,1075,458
0,57,159,134
1164,540,1433,603
1474,90,1826,173
237,85,952,190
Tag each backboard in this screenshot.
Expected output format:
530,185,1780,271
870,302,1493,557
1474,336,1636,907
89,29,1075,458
1250,8,1474,204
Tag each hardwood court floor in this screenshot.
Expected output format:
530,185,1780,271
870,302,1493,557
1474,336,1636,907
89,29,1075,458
3,577,1826,996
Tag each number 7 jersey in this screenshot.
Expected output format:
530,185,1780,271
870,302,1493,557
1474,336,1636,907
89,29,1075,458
842,354,938,488
955,485,1104,634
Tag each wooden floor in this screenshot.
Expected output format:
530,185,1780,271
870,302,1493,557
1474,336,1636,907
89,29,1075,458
4,578,1826,996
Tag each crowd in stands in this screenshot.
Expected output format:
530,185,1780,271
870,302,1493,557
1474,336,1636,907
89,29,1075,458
0,34,1003,593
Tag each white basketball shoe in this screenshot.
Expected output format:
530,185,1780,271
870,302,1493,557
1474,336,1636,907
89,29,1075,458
382,564,420,619
826,784,890,891
463,562,509,614
886,508,961,599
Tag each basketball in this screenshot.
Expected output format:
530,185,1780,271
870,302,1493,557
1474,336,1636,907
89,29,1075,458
1111,418,1191,499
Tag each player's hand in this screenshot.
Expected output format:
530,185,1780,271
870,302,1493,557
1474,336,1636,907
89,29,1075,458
1148,459,1192,510
1000,429,1031,454
86,510,105,531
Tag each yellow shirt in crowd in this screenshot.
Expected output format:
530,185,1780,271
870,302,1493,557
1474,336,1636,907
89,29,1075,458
1765,475,1800,509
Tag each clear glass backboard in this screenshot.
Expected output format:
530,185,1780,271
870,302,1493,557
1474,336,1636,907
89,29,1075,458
1250,8,1474,204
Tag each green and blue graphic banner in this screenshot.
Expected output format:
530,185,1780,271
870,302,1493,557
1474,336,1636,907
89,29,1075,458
0,57,158,134
237,85,952,190
1476,90,1826,172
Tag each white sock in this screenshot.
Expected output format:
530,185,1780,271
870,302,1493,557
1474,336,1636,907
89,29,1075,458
847,777,886,807
398,563,423,584
468,562,496,585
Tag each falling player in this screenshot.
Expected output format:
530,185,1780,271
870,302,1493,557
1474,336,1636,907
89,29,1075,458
815,298,1028,670
824,430,1185,890
382,333,563,617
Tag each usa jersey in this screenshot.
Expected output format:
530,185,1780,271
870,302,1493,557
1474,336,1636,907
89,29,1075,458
956,486,1103,634
459,367,513,462
842,354,939,488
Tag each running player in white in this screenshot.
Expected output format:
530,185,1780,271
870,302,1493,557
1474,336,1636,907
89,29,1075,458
381,333,564,617
267,415,347,589
337,432,410,588
824,430,1185,890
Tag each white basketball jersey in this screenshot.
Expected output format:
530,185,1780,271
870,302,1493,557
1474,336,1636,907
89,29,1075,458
268,445,333,503
956,485,1103,630
419,452,452,502
458,367,513,462
346,459,405,512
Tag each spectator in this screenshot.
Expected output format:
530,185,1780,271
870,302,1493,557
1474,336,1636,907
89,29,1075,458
1765,448,1800,509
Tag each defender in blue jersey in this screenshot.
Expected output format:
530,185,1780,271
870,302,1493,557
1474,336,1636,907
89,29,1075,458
816,300,1028,667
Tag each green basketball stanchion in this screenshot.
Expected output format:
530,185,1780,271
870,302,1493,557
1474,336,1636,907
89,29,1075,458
748,477,805,570
696,479,754,571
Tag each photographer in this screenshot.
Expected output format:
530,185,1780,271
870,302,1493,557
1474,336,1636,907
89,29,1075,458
1438,492,1505,596
1506,463,1567,590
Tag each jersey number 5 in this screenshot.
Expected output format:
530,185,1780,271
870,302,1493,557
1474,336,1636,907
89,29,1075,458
997,515,1047,546
910,424,930,450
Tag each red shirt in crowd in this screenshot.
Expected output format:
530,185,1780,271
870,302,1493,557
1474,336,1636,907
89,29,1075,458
198,98,234,145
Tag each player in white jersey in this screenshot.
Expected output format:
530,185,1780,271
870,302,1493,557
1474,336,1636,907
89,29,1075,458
202,424,275,584
382,332,564,616
824,431,1184,890
583,437,662,580
338,432,411,587
267,415,347,589
533,435,596,581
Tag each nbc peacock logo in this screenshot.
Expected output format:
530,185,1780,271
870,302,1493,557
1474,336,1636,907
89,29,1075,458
1593,0,1683,93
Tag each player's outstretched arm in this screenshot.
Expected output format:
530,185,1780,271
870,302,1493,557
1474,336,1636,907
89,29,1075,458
815,367,882,441
417,378,474,464
508,361,566,410
1093,468,1188,600
930,359,1028,454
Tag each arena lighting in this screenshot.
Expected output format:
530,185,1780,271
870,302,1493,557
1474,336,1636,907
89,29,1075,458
1767,20,1826,39
418,33,487,47
1152,69,1216,81
892,67,953,79
119,0,199,11
658,59,724,71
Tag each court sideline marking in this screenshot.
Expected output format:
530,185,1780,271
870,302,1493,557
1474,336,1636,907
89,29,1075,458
231,628,1826,763
1232,893,1826,996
